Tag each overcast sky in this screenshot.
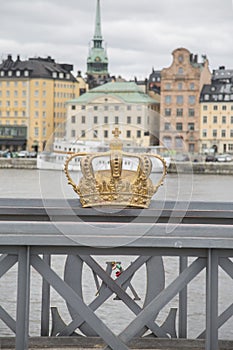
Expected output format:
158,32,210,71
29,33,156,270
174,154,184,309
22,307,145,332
0,0,233,80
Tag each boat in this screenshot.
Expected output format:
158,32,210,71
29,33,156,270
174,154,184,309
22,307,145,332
37,140,171,173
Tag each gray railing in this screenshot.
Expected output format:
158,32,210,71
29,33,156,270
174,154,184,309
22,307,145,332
0,199,233,350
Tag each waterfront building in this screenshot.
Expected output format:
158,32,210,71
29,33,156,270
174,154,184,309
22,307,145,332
65,81,160,147
0,55,86,152
200,66,233,154
160,48,211,153
86,0,111,89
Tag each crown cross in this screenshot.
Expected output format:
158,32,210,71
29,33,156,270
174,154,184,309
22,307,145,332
112,127,121,138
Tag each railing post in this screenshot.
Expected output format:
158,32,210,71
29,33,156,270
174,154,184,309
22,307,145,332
41,254,51,336
16,246,30,350
206,249,218,350
179,256,187,338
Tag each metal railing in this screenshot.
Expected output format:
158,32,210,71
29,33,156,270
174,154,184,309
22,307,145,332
0,199,233,350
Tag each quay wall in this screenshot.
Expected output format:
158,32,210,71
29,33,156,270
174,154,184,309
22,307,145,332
0,158,233,174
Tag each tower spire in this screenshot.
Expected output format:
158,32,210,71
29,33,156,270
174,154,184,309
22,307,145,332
94,0,102,40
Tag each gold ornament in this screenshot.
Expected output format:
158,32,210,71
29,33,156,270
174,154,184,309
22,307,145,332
64,128,167,208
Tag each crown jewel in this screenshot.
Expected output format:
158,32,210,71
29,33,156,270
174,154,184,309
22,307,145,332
64,128,167,208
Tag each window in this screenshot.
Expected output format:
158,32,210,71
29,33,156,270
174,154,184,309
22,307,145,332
204,94,209,101
127,105,131,111
34,90,39,97
175,136,183,148
34,127,39,137
189,95,195,105
81,130,85,138
165,95,171,104
202,129,207,137
24,70,29,77
71,105,76,110
213,130,217,138
188,108,195,117
16,71,20,77
104,106,108,111
176,123,183,131
81,116,85,124
178,67,183,74
221,130,226,137
94,106,98,111
178,55,183,63
178,83,182,90
71,130,76,137
104,130,108,138
14,91,18,97
231,116,233,124
6,90,10,97
126,130,131,138
176,108,183,117
94,116,98,124
203,116,207,123
93,130,98,138
42,128,46,137
213,116,218,124
228,144,233,151
163,136,172,148
137,130,141,138
188,123,195,131
176,95,183,105
165,108,171,116
213,105,218,110
222,116,226,124
164,123,171,130
71,116,76,123
203,105,208,111
35,101,39,108
190,83,195,90
230,130,233,138
137,116,141,124
81,105,85,110
104,116,108,124
165,83,171,90
127,116,131,124
115,106,119,111
115,116,119,124
222,105,227,110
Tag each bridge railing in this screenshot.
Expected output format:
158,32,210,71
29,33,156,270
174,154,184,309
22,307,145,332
0,199,233,350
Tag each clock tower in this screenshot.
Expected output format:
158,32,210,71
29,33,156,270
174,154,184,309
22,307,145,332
87,0,110,88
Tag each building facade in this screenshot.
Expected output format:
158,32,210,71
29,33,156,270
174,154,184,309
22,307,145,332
200,66,233,154
0,55,86,152
86,0,110,89
65,82,160,147
160,48,211,153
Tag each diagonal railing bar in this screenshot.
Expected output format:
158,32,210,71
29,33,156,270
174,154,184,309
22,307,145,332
198,302,233,339
0,305,16,333
31,254,129,350
105,257,206,348
219,257,233,279
81,255,168,338
59,255,150,336
0,254,18,279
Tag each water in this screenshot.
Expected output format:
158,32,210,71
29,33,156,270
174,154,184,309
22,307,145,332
0,169,233,339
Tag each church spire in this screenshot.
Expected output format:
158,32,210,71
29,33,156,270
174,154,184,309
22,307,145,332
94,0,102,40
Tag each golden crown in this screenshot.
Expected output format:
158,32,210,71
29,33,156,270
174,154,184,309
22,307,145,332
64,128,167,208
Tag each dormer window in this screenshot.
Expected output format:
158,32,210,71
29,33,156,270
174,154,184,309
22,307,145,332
59,72,64,79
16,71,21,77
0,71,4,77
66,73,70,79
24,70,29,77
52,72,57,78
8,71,12,76
204,94,209,101
211,86,215,91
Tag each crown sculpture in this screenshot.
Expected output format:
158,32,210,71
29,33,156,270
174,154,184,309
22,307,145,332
64,128,167,208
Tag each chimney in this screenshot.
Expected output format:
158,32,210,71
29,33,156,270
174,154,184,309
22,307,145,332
194,54,198,63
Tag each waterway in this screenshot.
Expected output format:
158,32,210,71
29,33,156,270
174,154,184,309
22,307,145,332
0,169,232,339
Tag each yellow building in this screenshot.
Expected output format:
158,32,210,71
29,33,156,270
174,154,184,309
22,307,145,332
0,55,86,152
200,67,233,154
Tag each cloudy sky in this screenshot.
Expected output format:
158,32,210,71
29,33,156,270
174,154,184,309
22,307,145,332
0,0,233,80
